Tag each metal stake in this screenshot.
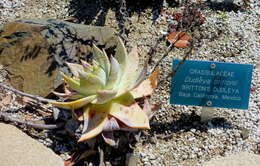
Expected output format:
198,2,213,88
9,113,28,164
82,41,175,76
200,106,215,122
200,63,217,122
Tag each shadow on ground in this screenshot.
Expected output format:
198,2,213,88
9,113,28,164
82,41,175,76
67,0,183,25
149,111,233,136
67,0,244,25
206,0,245,12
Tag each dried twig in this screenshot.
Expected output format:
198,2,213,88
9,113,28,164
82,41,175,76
0,111,64,130
155,43,194,87
0,84,54,103
26,101,53,114
151,44,174,73
151,31,187,73
165,46,193,80
147,34,166,63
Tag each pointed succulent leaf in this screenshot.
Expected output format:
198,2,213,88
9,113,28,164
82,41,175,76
50,95,96,110
92,44,110,77
105,56,122,90
91,60,107,85
61,73,82,93
52,91,81,101
52,91,71,98
81,60,94,73
109,93,150,129
66,62,84,77
114,38,127,71
117,47,140,96
79,72,105,95
101,50,111,77
79,105,109,142
109,102,150,129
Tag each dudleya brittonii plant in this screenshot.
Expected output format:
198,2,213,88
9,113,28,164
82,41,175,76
50,37,158,145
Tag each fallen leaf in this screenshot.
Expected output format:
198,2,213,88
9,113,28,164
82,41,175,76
167,32,191,48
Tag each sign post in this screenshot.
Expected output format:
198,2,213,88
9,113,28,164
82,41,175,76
170,60,253,121
200,107,214,122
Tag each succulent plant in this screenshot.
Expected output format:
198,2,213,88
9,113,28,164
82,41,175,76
50,38,158,145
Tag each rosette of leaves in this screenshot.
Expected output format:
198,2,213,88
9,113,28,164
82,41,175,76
50,38,158,145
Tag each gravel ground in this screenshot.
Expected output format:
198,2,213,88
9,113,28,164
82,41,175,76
0,0,259,166
0,0,68,24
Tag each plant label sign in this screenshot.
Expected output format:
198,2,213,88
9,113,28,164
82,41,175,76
170,60,253,109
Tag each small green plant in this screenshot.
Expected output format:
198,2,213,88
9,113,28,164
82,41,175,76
50,37,158,145
217,11,228,20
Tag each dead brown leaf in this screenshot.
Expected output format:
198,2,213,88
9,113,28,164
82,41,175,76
167,32,191,48
131,67,159,99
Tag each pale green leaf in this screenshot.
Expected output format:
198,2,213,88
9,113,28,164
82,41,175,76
114,37,127,72
79,72,105,95
116,47,140,96
92,90,117,104
61,73,82,93
92,60,107,85
81,60,93,74
105,56,121,90
92,44,110,77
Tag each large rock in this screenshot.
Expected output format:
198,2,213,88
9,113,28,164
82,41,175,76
203,152,260,166
0,123,63,166
0,19,117,96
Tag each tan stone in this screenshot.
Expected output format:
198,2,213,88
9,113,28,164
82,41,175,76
0,19,117,97
203,152,260,166
0,22,56,97
0,123,63,166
